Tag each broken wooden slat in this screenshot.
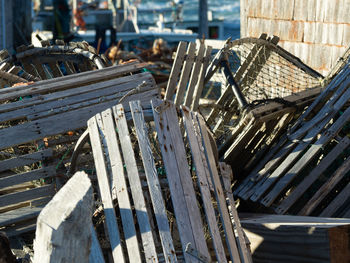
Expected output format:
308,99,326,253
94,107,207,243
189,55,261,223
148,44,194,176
152,99,209,262
88,116,125,263
130,100,176,263
113,105,157,262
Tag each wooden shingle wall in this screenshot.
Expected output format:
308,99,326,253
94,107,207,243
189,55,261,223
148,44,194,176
241,0,350,75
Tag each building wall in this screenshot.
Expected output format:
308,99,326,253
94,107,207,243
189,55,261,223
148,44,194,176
240,0,350,76
0,0,13,52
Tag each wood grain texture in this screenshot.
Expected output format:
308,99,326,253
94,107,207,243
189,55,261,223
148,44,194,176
33,172,93,263
130,100,176,263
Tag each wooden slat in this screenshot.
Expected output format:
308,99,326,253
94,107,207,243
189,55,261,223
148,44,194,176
289,65,350,135
112,105,158,262
219,163,253,263
165,42,187,101
0,95,154,151
0,149,53,172
0,205,44,227
130,100,176,262
152,99,208,262
0,184,55,208
0,166,56,188
197,113,242,263
299,156,350,216
174,42,197,106
184,43,205,107
26,82,156,121
320,183,350,217
276,136,350,214
250,115,336,203
261,105,350,207
95,111,142,262
47,62,63,78
192,45,213,111
90,226,105,263
0,62,147,101
182,106,227,263
0,72,154,115
87,116,125,263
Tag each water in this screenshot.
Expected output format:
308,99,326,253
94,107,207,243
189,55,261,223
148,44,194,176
133,0,241,39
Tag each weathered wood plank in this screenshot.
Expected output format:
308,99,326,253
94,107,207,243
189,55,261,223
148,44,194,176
241,213,350,263
197,113,242,262
174,42,197,106
192,45,213,111
0,205,44,227
182,106,227,263
88,116,125,262
0,149,53,172
33,172,93,263
130,100,176,263
261,104,350,207
95,111,142,262
0,72,154,116
184,43,205,107
299,156,350,216
0,166,56,188
0,184,55,208
219,163,253,263
152,99,206,262
320,183,350,217
0,62,147,102
0,96,154,151
90,226,105,263
112,105,157,262
26,83,157,121
165,42,187,101
276,136,350,214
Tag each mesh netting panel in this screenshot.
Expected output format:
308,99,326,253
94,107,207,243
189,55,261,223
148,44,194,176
211,39,322,103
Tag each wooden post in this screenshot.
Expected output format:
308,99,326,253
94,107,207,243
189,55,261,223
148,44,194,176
199,0,208,39
33,172,94,263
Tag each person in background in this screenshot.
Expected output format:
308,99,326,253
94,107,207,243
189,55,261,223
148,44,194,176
53,0,73,42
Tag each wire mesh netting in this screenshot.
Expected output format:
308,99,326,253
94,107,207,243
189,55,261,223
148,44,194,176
203,38,323,138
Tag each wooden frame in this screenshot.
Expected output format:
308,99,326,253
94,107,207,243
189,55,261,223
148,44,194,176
80,99,252,262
